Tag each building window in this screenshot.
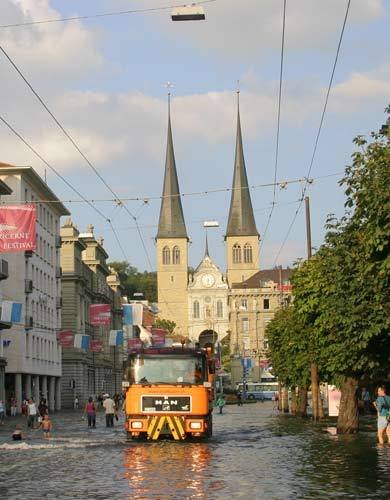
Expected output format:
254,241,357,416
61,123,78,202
172,246,180,264
193,301,200,319
242,317,249,332
263,299,270,310
232,244,242,264
241,299,248,311
216,300,223,318
244,243,253,263
162,246,170,265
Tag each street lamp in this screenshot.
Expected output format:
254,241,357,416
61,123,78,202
171,4,206,21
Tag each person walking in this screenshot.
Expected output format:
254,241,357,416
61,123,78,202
40,414,53,439
38,399,48,419
27,399,38,429
0,400,5,424
103,394,115,427
74,396,79,409
10,397,17,417
84,397,96,428
216,395,226,415
374,386,390,445
236,391,243,407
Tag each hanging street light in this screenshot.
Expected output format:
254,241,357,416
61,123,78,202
171,4,206,21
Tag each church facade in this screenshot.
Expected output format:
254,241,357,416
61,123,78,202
155,94,291,356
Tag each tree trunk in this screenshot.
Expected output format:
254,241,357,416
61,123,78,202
337,376,359,434
318,383,325,418
282,387,289,413
290,387,297,415
310,363,319,421
296,386,307,417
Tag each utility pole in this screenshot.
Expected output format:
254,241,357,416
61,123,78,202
305,196,319,421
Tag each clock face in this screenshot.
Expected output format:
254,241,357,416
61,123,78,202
201,274,215,287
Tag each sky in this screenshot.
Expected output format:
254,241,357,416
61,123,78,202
0,0,389,273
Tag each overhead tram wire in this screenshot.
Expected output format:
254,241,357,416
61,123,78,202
272,0,352,267
0,0,217,29
260,0,286,249
0,113,129,262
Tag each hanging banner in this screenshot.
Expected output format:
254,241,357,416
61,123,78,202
151,328,166,346
132,303,143,326
128,338,143,350
0,205,36,253
109,330,124,346
1,301,23,323
90,340,103,353
74,334,90,350
122,304,133,326
58,330,74,347
90,304,111,326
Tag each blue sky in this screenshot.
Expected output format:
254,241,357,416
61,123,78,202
0,0,389,272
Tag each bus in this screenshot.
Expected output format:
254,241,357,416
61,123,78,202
236,381,279,401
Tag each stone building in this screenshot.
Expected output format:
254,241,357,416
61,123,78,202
0,163,69,412
60,220,124,407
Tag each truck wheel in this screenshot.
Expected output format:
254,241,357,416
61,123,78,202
248,394,255,400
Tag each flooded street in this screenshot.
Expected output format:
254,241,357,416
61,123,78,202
0,402,389,499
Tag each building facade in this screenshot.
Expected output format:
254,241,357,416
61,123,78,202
0,163,69,412
60,220,124,407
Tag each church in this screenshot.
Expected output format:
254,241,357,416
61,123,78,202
155,94,291,358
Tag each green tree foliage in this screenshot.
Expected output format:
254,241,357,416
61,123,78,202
154,317,176,335
109,261,157,302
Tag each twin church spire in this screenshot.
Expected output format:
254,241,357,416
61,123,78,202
156,91,258,242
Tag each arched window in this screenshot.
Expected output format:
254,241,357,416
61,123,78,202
244,243,253,263
216,300,223,318
172,245,180,264
162,246,170,265
232,243,242,264
193,300,200,319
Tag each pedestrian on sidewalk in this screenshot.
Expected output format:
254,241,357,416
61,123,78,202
38,399,48,419
27,399,37,429
216,395,226,415
10,397,17,417
374,386,390,445
84,397,96,428
103,394,115,427
74,396,79,409
40,414,53,439
237,391,243,406
0,400,5,424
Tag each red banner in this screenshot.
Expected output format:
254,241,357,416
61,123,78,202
260,359,269,369
0,205,36,253
90,304,111,326
277,284,292,292
151,328,166,346
128,338,143,349
58,330,74,347
90,340,103,353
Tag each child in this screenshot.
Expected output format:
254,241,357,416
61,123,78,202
40,414,52,439
12,426,23,441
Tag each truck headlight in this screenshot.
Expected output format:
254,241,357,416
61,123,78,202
189,422,202,430
131,421,143,429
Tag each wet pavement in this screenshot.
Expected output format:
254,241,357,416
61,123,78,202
0,402,389,499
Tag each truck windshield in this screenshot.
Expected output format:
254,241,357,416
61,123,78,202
126,355,205,384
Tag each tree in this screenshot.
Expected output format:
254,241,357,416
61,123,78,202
109,261,157,302
154,318,176,335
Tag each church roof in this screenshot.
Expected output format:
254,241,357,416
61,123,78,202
231,268,292,289
156,99,188,239
225,94,258,238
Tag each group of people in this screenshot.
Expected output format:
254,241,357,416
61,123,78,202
11,397,53,441
83,393,122,428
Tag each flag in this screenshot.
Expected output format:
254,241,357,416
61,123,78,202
58,330,74,347
90,304,111,326
122,304,133,326
1,301,23,323
0,205,36,253
74,334,90,350
109,330,124,346
132,303,143,326
90,340,103,353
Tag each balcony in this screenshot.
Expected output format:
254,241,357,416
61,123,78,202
55,267,62,279
55,234,61,248
25,279,33,293
0,259,8,280
56,296,63,309
25,316,33,329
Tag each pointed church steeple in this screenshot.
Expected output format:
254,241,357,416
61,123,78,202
204,232,210,258
225,92,258,238
157,94,188,239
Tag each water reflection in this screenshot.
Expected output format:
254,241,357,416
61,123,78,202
123,442,216,498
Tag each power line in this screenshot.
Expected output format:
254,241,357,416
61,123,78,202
272,0,351,266
0,1,217,29
260,0,286,248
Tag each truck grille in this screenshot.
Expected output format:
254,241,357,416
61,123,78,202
141,396,191,413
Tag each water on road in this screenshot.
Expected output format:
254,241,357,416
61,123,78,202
0,403,389,499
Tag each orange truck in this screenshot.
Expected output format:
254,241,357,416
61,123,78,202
123,346,215,440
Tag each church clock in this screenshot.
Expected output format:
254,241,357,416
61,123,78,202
201,274,215,287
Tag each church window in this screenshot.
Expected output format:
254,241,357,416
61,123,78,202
162,246,170,265
233,244,242,264
217,300,223,318
244,243,253,263
193,300,200,319
172,246,180,264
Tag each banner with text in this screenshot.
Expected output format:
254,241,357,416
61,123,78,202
151,328,166,346
0,205,36,253
90,340,103,353
58,330,74,347
90,304,111,326
128,338,143,350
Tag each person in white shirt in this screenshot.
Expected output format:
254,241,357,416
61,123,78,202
27,399,37,429
102,394,115,427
